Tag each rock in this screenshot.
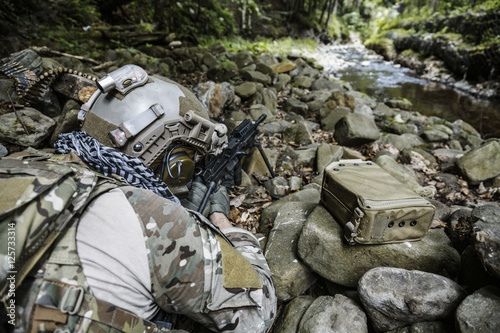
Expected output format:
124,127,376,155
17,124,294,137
472,205,500,280
311,78,342,91
249,104,274,121
232,50,254,69
6,49,43,74
321,106,350,131
378,133,426,151
422,129,450,142
298,295,368,333
234,82,257,99
271,60,297,73
334,113,380,146
261,88,277,114
284,98,308,116
0,144,7,158
359,267,466,332
456,139,500,183
49,100,80,145
316,143,344,173
264,202,318,301
293,75,313,89
264,176,289,197
179,59,195,72
455,286,500,333
259,187,321,232
282,121,315,146
193,81,234,118
241,146,277,183
385,321,453,333
206,61,238,82
386,98,412,110
297,205,461,287
242,70,271,85
459,245,498,292
273,296,314,333
52,72,97,105
294,145,318,168
0,108,56,147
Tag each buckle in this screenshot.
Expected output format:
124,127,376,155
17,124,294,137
60,286,84,315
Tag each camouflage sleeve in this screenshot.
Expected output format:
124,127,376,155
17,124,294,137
123,187,276,332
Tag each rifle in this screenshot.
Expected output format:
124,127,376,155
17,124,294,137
195,114,276,213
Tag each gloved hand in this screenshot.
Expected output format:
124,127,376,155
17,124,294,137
182,181,230,218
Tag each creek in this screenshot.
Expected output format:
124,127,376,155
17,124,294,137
305,44,500,139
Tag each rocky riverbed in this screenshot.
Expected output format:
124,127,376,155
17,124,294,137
1,44,500,332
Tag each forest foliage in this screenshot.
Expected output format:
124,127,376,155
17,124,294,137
0,0,498,57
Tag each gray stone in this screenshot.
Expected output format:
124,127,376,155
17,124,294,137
321,106,350,131
386,98,412,110
0,108,56,147
259,188,321,232
293,75,313,89
234,82,257,99
273,296,314,333
334,113,380,146
49,100,80,144
311,78,342,91
472,205,500,279
0,144,7,158
249,104,274,122
422,129,450,142
283,121,315,146
261,88,277,114
264,176,289,197
232,50,254,69
294,145,319,167
298,295,368,333
359,267,467,332
385,321,452,333
297,205,461,287
456,139,500,183
377,133,426,151
193,81,234,119
264,202,318,301
316,143,344,173
284,98,308,116
179,59,195,72
242,70,271,85
455,286,500,333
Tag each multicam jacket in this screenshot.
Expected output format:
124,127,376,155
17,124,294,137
0,154,276,332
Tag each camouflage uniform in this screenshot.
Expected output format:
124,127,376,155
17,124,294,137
1,155,276,332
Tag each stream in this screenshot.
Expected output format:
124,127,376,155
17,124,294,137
304,44,500,139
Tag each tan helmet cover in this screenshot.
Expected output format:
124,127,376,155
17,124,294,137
79,65,227,167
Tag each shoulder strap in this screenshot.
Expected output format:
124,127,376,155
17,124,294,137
0,153,117,298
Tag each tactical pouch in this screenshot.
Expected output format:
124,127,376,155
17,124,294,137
321,159,435,245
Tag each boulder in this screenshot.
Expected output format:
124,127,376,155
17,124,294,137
359,267,467,331
456,139,500,183
298,295,368,333
455,286,500,333
334,113,380,146
297,205,461,287
264,202,318,301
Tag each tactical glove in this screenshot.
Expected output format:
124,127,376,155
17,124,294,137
182,182,230,218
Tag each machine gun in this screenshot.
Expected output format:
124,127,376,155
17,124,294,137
195,114,275,213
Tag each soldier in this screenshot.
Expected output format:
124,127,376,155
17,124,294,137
1,65,276,332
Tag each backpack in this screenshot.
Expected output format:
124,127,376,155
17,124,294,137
0,151,117,300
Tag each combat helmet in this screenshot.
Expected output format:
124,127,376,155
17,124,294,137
78,64,228,194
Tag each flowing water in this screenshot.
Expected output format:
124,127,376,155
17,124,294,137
305,45,500,139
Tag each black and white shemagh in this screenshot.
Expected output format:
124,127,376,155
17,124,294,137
54,131,180,204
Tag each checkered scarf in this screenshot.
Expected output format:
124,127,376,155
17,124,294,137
54,131,180,204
